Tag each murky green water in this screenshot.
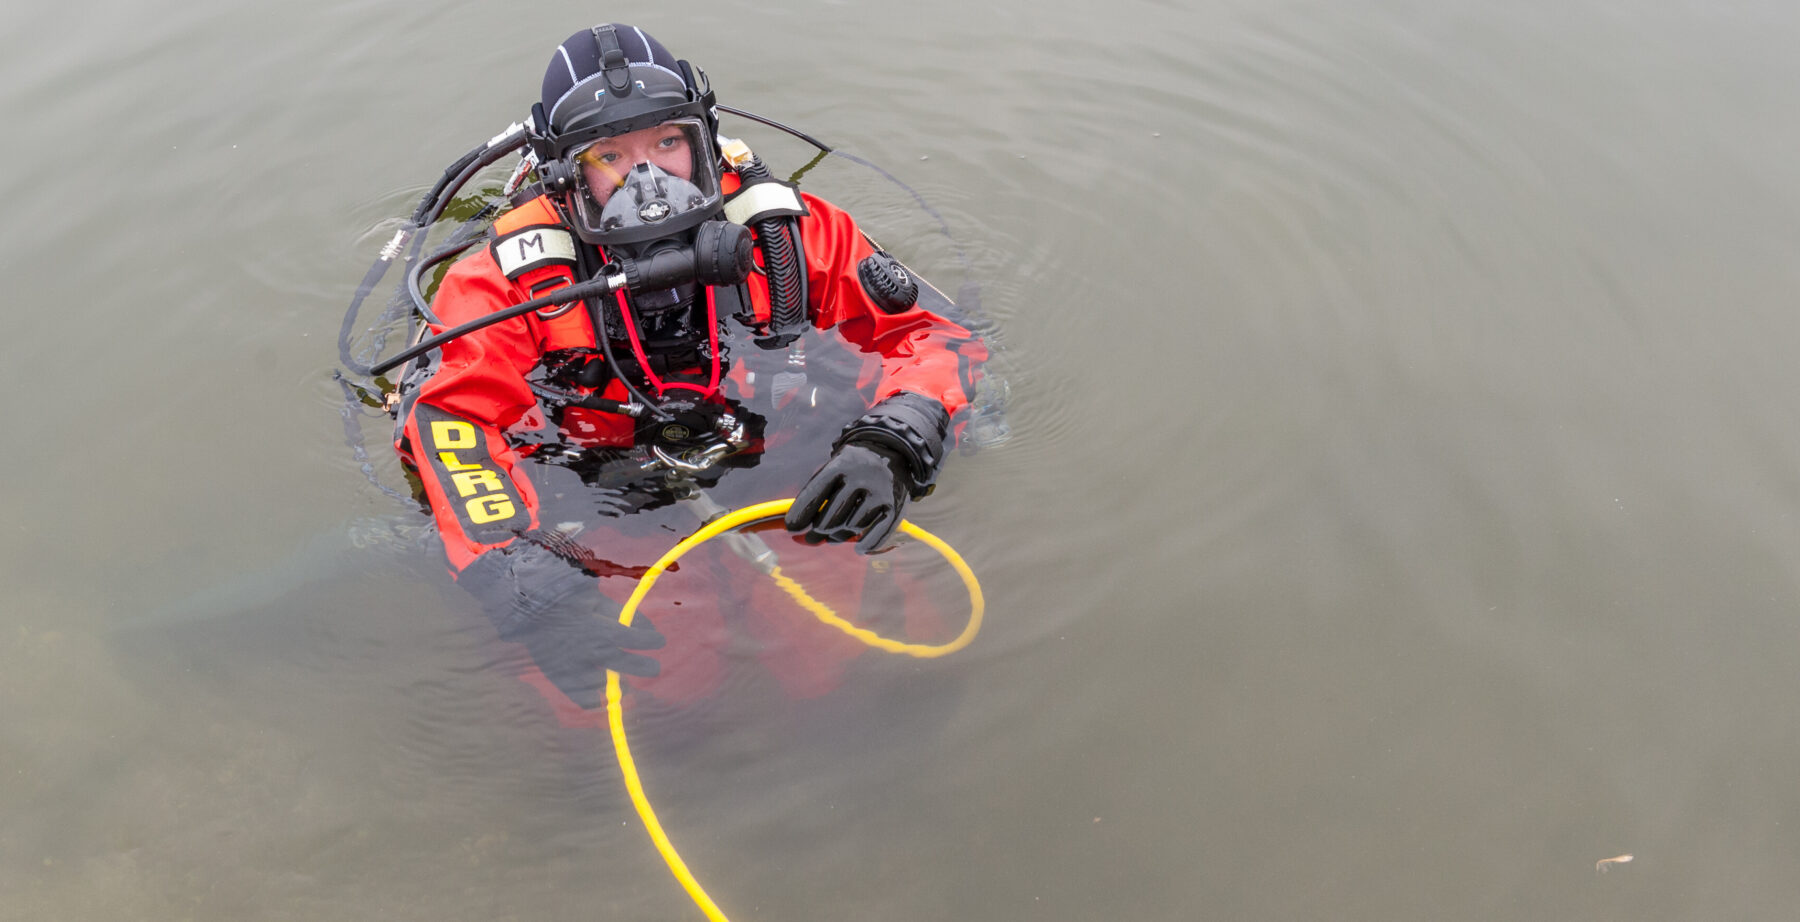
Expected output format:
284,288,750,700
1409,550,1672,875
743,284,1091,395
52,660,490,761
7,1,1800,919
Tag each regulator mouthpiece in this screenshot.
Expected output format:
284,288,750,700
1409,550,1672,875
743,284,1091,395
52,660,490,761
600,163,708,233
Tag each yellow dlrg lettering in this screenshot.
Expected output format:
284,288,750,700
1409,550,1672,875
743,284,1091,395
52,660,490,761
429,420,478,450
436,451,483,471
450,469,505,497
466,495,517,524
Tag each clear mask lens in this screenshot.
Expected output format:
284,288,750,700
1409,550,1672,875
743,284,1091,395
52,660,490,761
565,118,721,245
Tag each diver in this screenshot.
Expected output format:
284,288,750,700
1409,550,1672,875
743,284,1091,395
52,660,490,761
390,24,988,715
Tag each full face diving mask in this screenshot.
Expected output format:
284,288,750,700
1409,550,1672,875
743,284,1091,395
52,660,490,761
564,117,723,249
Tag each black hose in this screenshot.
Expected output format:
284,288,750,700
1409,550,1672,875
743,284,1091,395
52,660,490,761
335,125,535,502
734,155,807,340
369,276,617,378
413,150,482,225
342,199,504,377
405,235,487,328
414,147,510,226
717,105,832,153
794,222,810,332
334,371,415,503
411,129,526,225
342,129,528,377
337,227,415,376
575,243,676,421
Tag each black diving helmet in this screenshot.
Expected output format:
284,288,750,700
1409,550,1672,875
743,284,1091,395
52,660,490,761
536,24,724,248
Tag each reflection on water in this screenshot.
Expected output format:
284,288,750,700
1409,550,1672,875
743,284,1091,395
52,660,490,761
8,0,1800,918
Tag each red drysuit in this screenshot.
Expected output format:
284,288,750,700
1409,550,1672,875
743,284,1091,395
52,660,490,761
394,181,984,717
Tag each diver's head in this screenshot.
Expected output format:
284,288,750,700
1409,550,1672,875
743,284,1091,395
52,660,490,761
534,24,724,247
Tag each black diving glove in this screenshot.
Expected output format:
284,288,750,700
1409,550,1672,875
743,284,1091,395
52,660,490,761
458,540,665,707
785,392,951,554
786,442,911,553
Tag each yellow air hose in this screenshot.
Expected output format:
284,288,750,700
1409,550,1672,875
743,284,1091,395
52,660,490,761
603,498,985,921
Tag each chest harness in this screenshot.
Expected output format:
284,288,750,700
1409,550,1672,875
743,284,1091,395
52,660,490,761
478,164,808,462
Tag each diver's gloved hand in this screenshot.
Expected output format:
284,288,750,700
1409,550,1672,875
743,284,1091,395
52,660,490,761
786,392,951,554
786,442,912,553
458,541,665,705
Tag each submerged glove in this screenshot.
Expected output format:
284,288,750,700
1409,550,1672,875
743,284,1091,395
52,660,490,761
786,442,911,553
785,392,951,554
459,540,665,706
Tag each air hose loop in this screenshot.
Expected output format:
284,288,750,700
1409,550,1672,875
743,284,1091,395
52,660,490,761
604,498,983,921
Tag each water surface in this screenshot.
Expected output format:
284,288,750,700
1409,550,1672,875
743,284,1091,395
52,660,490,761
6,1,1800,919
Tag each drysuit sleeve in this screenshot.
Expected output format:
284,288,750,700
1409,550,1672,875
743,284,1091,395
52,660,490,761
396,247,547,573
797,193,988,420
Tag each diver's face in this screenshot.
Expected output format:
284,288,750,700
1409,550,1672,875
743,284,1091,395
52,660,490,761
575,123,694,205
